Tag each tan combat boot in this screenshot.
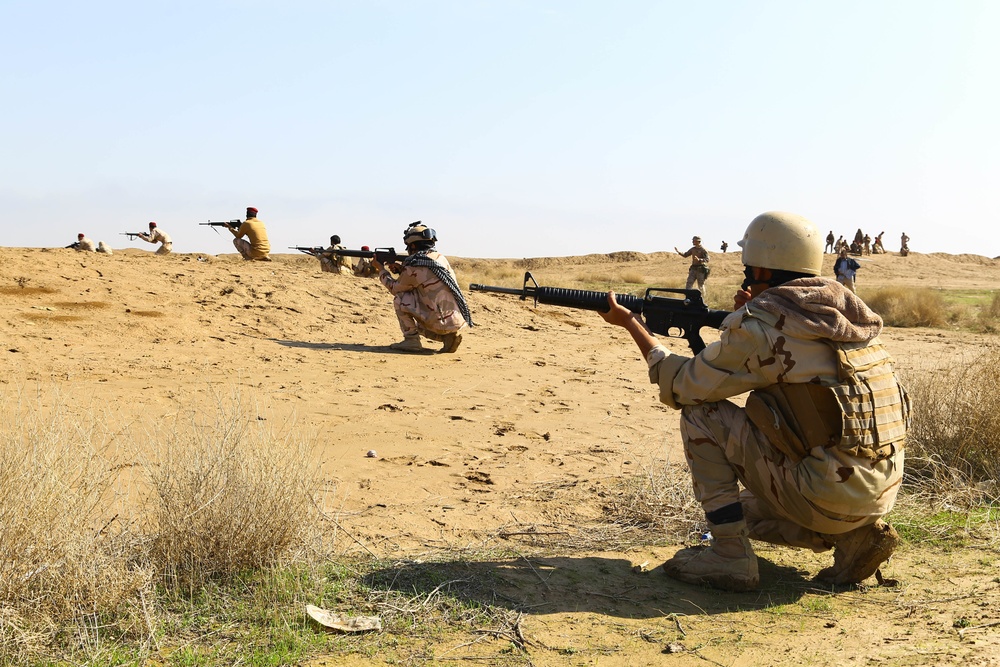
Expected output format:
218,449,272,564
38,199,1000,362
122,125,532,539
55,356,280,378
816,519,899,585
662,520,760,592
389,334,427,353
440,332,463,353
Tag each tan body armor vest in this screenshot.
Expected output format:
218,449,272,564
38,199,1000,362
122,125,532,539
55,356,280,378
746,338,910,463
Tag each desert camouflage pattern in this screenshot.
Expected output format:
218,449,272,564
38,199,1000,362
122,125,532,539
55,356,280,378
354,257,377,277
319,244,352,274
379,251,466,337
679,244,710,292
648,277,906,541
139,227,173,255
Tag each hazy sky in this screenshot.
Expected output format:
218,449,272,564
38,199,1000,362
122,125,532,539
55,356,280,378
2,1,997,258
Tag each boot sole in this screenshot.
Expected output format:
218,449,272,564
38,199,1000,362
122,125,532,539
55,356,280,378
663,565,760,592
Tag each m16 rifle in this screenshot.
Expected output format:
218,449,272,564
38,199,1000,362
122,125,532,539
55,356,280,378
199,220,241,233
290,246,410,265
469,272,731,354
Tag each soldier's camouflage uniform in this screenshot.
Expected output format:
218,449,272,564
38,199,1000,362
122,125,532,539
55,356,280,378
679,245,710,292
379,251,467,339
138,227,173,255
647,276,908,550
319,244,352,274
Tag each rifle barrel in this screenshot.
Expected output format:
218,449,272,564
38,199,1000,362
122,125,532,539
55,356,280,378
469,284,524,297
470,273,645,314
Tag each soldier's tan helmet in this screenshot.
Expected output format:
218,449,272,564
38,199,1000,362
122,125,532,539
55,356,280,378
737,211,823,276
403,221,437,245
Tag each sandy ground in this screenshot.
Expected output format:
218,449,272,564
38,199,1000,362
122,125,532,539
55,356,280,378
2,245,999,666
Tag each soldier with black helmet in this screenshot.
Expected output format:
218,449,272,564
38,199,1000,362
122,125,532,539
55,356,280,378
600,211,907,591
373,221,473,353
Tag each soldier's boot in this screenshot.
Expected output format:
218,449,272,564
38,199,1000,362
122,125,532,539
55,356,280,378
662,520,759,592
389,334,427,353
440,332,463,353
816,519,899,585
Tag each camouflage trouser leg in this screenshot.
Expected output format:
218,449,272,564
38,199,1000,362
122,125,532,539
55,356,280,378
233,238,253,260
680,401,841,552
685,268,705,292
393,292,424,337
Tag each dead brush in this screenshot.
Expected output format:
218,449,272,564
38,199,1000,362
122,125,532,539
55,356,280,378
140,393,323,592
450,260,523,289
974,292,1000,332
860,286,952,327
901,346,1000,489
0,390,150,662
602,460,702,542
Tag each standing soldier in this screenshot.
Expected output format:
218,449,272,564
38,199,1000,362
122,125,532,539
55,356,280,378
825,231,835,253
599,211,906,591
373,222,472,353
900,232,910,256
675,236,710,293
863,234,871,256
229,207,271,261
720,241,729,253
834,247,861,293
137,222,173,255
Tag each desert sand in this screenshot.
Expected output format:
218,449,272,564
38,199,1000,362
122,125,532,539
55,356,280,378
2,245,999,665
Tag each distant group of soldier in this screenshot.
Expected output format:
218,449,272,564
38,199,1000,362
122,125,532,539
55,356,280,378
823,228,910,257
70,207,263,259
65,211,468,354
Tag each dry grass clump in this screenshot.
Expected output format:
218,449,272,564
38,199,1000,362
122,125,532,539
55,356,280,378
602,460,702,541
0,391,149,661
974,292,1000,333
142,395,322,591
860,286,952,327
451,259,524,289
902,347,1000,492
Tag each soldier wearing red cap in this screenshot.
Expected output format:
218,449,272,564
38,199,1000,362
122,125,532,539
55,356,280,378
353,245,378,277
229,207,271,260
69,233,96,252
138,221,173,255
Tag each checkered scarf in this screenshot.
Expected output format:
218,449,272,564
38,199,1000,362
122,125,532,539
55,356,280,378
402,249,474,327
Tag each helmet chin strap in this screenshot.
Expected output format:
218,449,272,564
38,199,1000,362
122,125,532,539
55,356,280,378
742,266,812,291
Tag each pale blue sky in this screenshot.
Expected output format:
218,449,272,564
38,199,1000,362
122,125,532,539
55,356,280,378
2,1,997,258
